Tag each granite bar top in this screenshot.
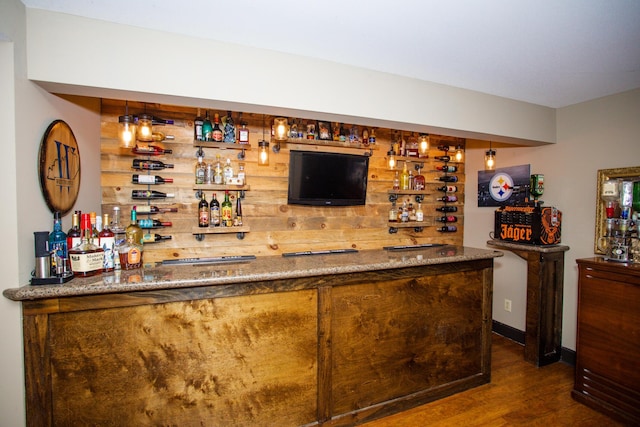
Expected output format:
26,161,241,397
3,246,502,302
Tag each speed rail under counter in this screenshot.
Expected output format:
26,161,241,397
4,246,501,426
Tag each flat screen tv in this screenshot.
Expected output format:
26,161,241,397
287,150,369,206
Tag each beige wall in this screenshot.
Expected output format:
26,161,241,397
1,3,639,425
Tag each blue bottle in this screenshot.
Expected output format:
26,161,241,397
48,211,68,276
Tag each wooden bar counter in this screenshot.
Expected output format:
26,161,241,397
4,246,501,427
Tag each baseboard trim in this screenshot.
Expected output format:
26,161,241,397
491,320,576,366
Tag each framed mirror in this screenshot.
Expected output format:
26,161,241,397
594,166,640,254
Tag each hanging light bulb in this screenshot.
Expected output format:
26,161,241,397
484,142,496,171
118,101,136,148
387,147,396,170
419,134,429,156
454,144,464,162
273,117,288,141
137,113,153,142
259,140,269,166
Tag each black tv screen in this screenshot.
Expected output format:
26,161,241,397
287,150,369,206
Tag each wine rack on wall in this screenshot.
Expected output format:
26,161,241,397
100,99,466,264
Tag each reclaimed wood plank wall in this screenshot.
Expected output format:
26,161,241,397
100,99,465,264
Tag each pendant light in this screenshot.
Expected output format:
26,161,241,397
258,115,269,166
118,101,136,148
272,117,288,154
387,143,396,170
454,144,464,162
484,141,496,171
137,113,153,142
419,134,430,156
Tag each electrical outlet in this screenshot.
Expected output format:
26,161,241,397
504,299,512,312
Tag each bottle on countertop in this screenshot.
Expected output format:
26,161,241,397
69,213,104,277
198,192,210,227
89,212,99,246
194,108,204,141
132,190,175,199
132,144,173,156
98,213,115,273
118,230,143,271
125,208,143,246
210,193,221,227
66,210,82,254
48,211,68,277
221,190,233,227
132,159,174,170
212,113,223,142
132,174,173,185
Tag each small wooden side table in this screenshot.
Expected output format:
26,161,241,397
487,239,570,366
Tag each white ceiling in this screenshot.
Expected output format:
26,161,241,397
20,0,640,108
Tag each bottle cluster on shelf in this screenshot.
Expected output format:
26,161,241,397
198,190,243,228
195,154,245,186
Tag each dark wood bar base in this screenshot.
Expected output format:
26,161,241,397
19,258,494,426
486,240,569,366
572,258,640,425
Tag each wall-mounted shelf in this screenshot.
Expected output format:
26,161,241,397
388,190,430,203
388,222,425,234
192,225,250,241
194,184,249,199
280,138,377,154
193,141,251,159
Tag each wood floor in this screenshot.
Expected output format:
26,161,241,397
360,333,623,427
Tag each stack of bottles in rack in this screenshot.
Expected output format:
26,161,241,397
199,190,242,228
435,151,459,233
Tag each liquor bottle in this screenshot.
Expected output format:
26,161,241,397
413,166,426,191
118,230,143,270
437,185,458,193
151,132,175,142
408,202,417,221
388,202,397,222
362,128,369,146
110,206,126,246
141,233,172,244
89,212,99,246
69,213,104,277
223,158,234,184
138,218,172,229
198,192,210,227
434,155,451,162
195,156,206,184
48,211,68,277
237,163,246,185
99,213,115,272
235,192,243,226
134,205,178,214
408,170,414,191
132,144,173,156
436,215,458,223
436,195,458,203
393,171,400,190
132,174,173,185
339,123,346,142
437,225,458,233
400,162,410,190
194,108,204,141
415,203,424,222
289,120,298,139
221,190,233,227
202,110,213,141
436,165,458,173
214,154,223,185
132,190,175,199
223,111,236,143
400,200,409,222
238,122,250,144
369,128,376,145
132,159,174,170
438,175,458,182
435,206,458,212
212,113,223,142
125,208,143,245
66,210,82,252
210,193,221,227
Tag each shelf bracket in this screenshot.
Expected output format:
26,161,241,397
414,194,424,203
413,226,424,233
196,146,204,158
236,232,245,240
388,194,398,203
237,149,246,160
388,227,398,234
195,234,205,242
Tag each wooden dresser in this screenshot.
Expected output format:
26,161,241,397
573,258,640,425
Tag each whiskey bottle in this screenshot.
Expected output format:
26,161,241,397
118,232,143,270
238,121,250,144
214,154,223,185
198,192,210,227
69,213,104,277
413,166,426,191
66,210,82,253
194,108,204,141
138,218,172,229
132,144,173,156
221,190,233,227
389,202,398,222
132,174,173,185
212,113,223,142
132,190,175,199
132,159,174,170
98,213,115,272
210,193,220,227
393,171,400,190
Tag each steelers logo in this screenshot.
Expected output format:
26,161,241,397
489,173,514,202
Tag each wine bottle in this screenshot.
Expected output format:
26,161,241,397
134,205,178,214
212,113,223,142
132,190,175,199
202,111,213,141
151,132,175,142
223,111,236,143
436,195,458,203
194,108,204,141
141,233,172,244
132,159,174,170
437,225,458,233
434,155,451,162
66,210,82,253
98,213,115,272
125,209,143,246
210,193,220,227
132,174,173,185
436,215,458,223
132,144,173,156
235,192,243,226
150,116,174,125
438,175,458,182
221,190,233,227
436,165,458,173
198,192,210,227
69,213,104,277
49,211,68,276
437,185,458,193
138,218,172,229
435,206,458,212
